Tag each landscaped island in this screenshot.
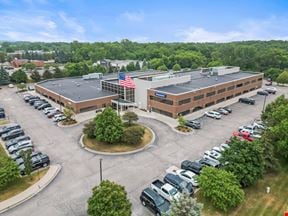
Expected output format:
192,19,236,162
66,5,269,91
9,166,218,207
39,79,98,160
82,108,153,153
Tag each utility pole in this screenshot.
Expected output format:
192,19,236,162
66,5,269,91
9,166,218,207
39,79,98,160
99,158,103,182
262,94,267,113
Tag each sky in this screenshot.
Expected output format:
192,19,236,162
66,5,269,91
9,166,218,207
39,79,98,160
0,0,288,42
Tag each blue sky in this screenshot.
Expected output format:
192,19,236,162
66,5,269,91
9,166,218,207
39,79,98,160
1,0,288,42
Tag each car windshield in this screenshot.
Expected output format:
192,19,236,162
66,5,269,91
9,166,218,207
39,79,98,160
179,181,188,189
170,188,178,196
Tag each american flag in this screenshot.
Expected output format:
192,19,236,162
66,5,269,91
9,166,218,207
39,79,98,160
119,72,136,88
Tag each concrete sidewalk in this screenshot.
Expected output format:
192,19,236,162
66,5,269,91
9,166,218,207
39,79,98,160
0,164,62,214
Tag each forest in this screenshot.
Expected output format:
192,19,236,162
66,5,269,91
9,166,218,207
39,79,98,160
1,40,288,80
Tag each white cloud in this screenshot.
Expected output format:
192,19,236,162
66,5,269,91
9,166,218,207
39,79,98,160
177,16,288,42
121,11,144,22
58,12,85,34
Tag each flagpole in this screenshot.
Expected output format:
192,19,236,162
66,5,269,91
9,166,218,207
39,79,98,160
117,65,120,116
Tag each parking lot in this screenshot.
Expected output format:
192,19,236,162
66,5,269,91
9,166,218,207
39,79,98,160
0,86,287,216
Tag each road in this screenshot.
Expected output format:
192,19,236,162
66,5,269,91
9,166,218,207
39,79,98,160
0,86,287,216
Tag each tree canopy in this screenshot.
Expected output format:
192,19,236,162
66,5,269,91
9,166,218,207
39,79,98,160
220,138,265,187
276,71,288,84
87,180,132,216
0,156,19,189
10,69,28,83
0,66,10,85
198,167,244,212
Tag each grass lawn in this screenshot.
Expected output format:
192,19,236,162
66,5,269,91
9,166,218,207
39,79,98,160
0,168,48,202
83,126,153,153
199,163,288,216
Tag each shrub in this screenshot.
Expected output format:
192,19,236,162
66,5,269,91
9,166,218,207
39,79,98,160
122,125,145,145
0,156,19,189
83,121,96,138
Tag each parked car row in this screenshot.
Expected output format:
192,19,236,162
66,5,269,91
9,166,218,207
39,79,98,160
23,94,67,122
0,123,50,175
204,106,232,120
257,87,277,96
0,106,5,119
233,120,266,142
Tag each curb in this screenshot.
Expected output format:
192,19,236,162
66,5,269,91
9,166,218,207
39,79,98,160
0,164,62,214
172,127,194,135
79,126,156,156
57,121,80,128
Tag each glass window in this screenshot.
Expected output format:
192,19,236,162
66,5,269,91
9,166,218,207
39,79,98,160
216,98,225,103
227,85,235,90
193,94,204,100
150,96,173,105
206,91,216,97
258,78,263,81
236,83,243,88
217,88,226,94
205,101,215,107
178,98,191,105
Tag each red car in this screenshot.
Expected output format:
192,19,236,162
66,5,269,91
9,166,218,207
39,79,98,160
232,131,254,142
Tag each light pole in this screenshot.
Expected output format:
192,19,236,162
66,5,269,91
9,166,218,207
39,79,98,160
262,94,267,113
99,158,103,182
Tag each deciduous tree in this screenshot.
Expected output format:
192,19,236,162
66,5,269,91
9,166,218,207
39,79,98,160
122,111,138,126
30,70,41,82
94,107,124,143
20,149,33,178
0,156,19,189
10,69,28,83
83,120,96,138
87,180,132,216
0,66,10,85
122,125,145,145
198,167,244,212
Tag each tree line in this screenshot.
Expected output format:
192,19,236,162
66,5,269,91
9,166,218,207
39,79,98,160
1,40,288,80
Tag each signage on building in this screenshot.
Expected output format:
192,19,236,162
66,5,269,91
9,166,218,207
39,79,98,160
155,92,167,98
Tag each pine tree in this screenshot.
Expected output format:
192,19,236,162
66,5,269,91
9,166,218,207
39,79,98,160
0,66,10,85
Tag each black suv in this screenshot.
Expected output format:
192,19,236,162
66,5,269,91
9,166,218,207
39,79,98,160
164,173,194,195
238,97,255,105
140,188,170,216
257,90,269,96
19,153,50,175
2,129,25,141
0,124,21,136
185,120,201,129
181,160,204,175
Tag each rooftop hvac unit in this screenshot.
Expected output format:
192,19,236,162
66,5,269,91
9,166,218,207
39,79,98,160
82,73,103,80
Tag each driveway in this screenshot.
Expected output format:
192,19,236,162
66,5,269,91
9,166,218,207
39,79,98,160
0,86,287,216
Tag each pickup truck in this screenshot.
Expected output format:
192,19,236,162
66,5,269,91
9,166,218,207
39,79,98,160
150,179,180,202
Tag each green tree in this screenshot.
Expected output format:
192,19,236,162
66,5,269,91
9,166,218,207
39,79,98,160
172,63,181,71
178,114,186,127
157,64,168,71
135,61,141,70
198,167,244,212
0,66,10,85
120,65,126,72
30,70,41,82
42,69,53,80
0,52,6,63
221,138,264,187
22,62,36,70
122,111,139,126
0,156,19,189
10,69,28,83
20,149,33,178
122,125,145,145
87,180,132,216
264,68,282,81
207,60,223,67
168,192,203,216
276,71,288,84
83,120,96,138
126,62,136,71
94,107,124,143
63,106,75,121
53,67,65,78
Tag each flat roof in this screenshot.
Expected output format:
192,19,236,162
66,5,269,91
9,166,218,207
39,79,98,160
36,70,162,102
37,77,116,102
154,71,260,94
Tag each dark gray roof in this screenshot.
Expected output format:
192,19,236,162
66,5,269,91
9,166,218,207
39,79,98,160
155,71,259,94
38,78,116,102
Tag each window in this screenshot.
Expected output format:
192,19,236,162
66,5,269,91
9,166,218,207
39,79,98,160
194,94,204,100
216,98,225,103
226,95,233,100
217,88,226,94
251,79,256,83
150,96,173,105
236,83,243,88
206,91,216,97
178,98,191,105
258,77,263,81
227,85,235,91
178,110,190,116
244,81,250,85
102,103,106,108
151,107,173,117
250,88,255,91
243,90,249,93
235,92,242,96
205,101,215,107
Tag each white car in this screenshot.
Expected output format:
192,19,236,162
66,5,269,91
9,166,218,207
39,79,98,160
52,114,66,122
205,111,222,119
238,125,256,133
252,121,266,130
212,146,226,153
203,150,221,163
8,84,14,88
43,107,57,114
220,143,230,150
175,169,199,187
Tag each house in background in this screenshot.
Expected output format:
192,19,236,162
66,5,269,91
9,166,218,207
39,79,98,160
10,59,44,68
